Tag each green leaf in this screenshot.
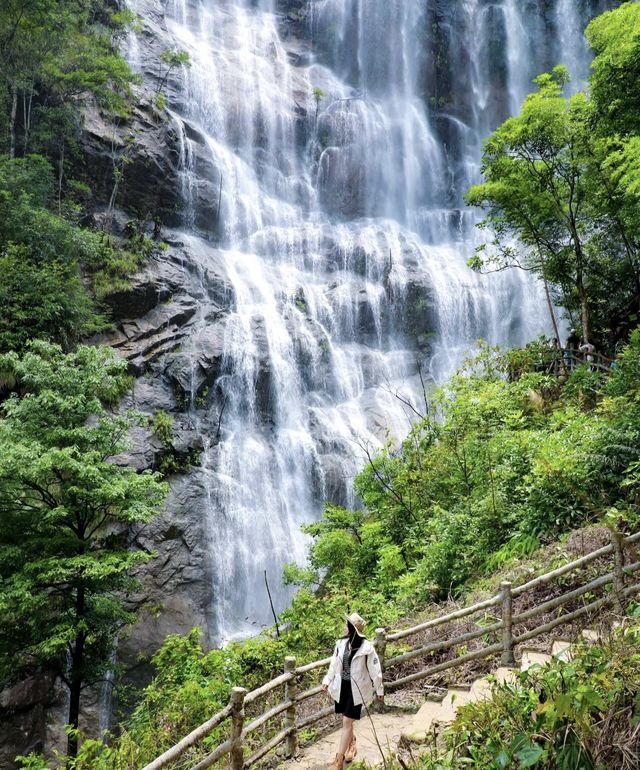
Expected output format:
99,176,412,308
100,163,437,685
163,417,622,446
516,743,544,768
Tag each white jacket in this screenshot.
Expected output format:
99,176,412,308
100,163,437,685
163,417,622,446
322,638,384,706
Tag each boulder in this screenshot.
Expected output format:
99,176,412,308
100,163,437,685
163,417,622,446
0,673,62,770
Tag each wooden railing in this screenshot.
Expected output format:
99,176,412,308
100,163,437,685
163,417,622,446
141,530,640,770
552,349,614,375
518,347,614,378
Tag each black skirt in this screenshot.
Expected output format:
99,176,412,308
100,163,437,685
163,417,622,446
335,677,362,720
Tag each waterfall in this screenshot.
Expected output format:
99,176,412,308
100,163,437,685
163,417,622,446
126,0,613,643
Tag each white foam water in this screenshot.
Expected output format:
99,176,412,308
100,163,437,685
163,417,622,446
127,0,611,642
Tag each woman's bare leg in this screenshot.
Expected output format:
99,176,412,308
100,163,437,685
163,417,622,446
338,716,354,755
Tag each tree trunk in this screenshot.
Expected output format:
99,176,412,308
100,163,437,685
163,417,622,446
23,86,33,154
58,143,65,213
577,267,590,342
541,263,562,346
67,586,86,760
570,223,591,342
9,85,17,159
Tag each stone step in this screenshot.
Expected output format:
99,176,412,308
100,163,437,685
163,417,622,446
441,685,474,711
470,665,520,701
469,676,492,701
520,648,552,671
281,623,611,770
551,639,573,661
401,697,446,744
493,666,518,684
292,713,408,770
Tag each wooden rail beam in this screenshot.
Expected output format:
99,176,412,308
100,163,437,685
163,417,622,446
374,627,387,674
612,530,626,615
140,529,640,770
387,594,501,641
189,739,232,770
512,543,614,597
139,704,232,770
386,621,502,667
386,642,504,690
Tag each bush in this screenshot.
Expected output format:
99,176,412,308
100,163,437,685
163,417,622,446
0,155,157,352
300,333,640,605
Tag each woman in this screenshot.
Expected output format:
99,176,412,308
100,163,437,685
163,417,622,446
321,612,384,770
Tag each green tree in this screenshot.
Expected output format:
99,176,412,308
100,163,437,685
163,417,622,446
0,0,135,159
0,154,157,352
0,155,101,351
0,341,167,758
587,1,640,138
583,2,640,342
466,66,598,342
154,48,191,111
467,2,640,350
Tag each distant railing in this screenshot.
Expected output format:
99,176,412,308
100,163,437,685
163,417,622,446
509,347,615,379
141,530,640,770
553,348,613,375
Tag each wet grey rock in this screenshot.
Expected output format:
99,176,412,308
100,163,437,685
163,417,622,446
397,276,438,353
115,471,215,702
101,257,182,320
131,376,180,413
317,454,349,506
250,315,276,423
165,322,227,404
112,424,159,471
317,146,366,219
80,101,182,227
355,290,379,345
0,674,59,770
111,295,197,375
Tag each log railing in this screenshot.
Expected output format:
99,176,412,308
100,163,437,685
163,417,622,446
141,530,640,770
506,347,614,380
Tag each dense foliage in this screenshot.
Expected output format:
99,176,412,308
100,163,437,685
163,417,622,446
21,332,637,769
0,154,159,353
467,2,640,352
0,0,167,355
0,342,167,756
7,1,640,768
416,621,640,770
0,0,134,160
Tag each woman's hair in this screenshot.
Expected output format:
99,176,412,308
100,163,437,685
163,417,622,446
343,620,364,649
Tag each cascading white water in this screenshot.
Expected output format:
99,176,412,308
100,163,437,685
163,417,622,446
127,0,613,643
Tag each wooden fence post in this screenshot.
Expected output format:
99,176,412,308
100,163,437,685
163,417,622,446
374,628,387,675
229,686,247,770
283,656,298,758
501,581,515,666
611,531,626,615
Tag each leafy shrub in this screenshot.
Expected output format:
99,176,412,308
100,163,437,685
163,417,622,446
0,155,157,352
296,333,640,608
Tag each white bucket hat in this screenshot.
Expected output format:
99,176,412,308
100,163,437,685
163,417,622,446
345,612,366,637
